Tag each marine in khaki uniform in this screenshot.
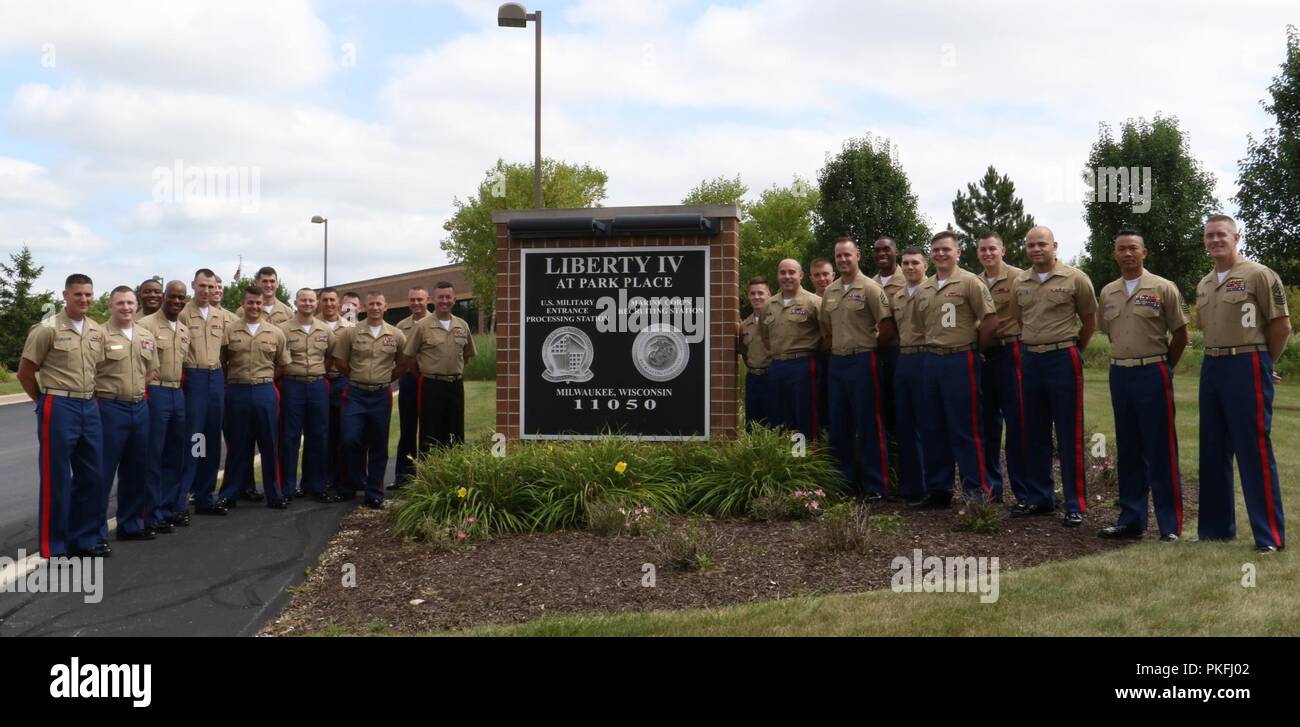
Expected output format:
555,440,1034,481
16,273,107,558
317,287,355,495
402,282,476,451
394,286,431,487
820,237,897,499
138,280,192,529
1095,231,1189,542
1195,214,1290,553
279,287,341,503
335,292,407,507
975,232,1028,505
808,257,834,432
759,259,823,442
737,276,773,429
891,247,931,500
872,236,906,453
135,277,163,320
218,286,292,509
910,231,998,508
234,266,293,325
92,286,159,544
179,268,237,516
1007,225,1097,527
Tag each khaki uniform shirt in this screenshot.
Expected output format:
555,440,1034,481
893,278,931,347
1010,262,1098,344
223,321,290,383
280,318,333,377
874,272,906,303
179,302,233,369
137,311,190,384
1195,259,1290,349
1098,272,1189,358
21,312,106,393
95,323,157,399
402,315,476,377
235,298,293,326
980,264,1024,339
760,289,823,357
320,317,354,376
738,313,771,370
336,321,406,385
821,274,893,354
917,268,995,348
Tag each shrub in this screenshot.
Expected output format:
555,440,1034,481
683,426,839,517
747,487,829,522
804,502,873,553
463,334,496,380
868,513,904,534
0,366,11,383
646,516,721,571
957,498,1002,534
586,499,657,536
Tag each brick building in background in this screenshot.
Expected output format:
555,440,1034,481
330,263,485,331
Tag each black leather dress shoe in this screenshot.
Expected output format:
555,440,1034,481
363,498,384,510
151,522,175,534
195,503,228,516
312,492,344,503
387,482,405,491
169,513,192,527
1256,544,1285,554
267,499,289,510
1159,533,1179,542
96,541,113,556
1063,512,1084,528
241,489,264,502
906,492,952,510
863,493,884,503
1010,503,1054,518
117,529,157,541
1099,524,1143,539
215,497,238,510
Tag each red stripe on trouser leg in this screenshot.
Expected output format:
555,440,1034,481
809,357,819,442
1069,347,1086,513
40,395,54,558
1158,362,1182,534
967,350,990,497
1251,353,1283,548
871,352,889,493
1013,342,1026,448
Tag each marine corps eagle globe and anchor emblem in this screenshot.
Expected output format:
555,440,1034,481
541,326,595,382
632,324,689,382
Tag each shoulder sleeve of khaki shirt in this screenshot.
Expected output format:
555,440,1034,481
464,326,477,359
401,322,421,357
1165,282,1189,331
874,285,893,319
144,330,159,374
276,329,292,367
393,327,407,352
21,322,53,366
334,326,353,362
1074,271,1098,316
1007,277,1022,322
1257,266,1289,321
972,276,996,317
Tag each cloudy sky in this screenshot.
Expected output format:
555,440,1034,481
0,0,1295,294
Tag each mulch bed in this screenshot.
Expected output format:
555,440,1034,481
264,473,1201,635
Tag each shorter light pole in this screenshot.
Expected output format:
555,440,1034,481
311,215,328,286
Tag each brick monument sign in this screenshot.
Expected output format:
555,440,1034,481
492,205,740,441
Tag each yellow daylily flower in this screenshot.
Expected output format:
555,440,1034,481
457,487,468,498
614,461,628,475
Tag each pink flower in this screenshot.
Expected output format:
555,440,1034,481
794,490,805,498
809,500,820,510
467,516,477,525
814,489,825,497
456,531,467,541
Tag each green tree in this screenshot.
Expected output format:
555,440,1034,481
812,134,930,266
1078,116,1218,299
682,175,748,208
952,165,1036,270
442,158,608,324
1235,25,1300,284
222,277,289,312
87,292,111,324
0,246,56,370
741,178,820,311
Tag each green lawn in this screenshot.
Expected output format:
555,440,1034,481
446,370,1300,636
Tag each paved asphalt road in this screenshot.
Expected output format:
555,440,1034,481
0,399,391,636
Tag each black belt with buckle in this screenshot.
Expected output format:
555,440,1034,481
349,382,388,392
285,375,324,383
1204,344,1268,358
423,374,463,383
